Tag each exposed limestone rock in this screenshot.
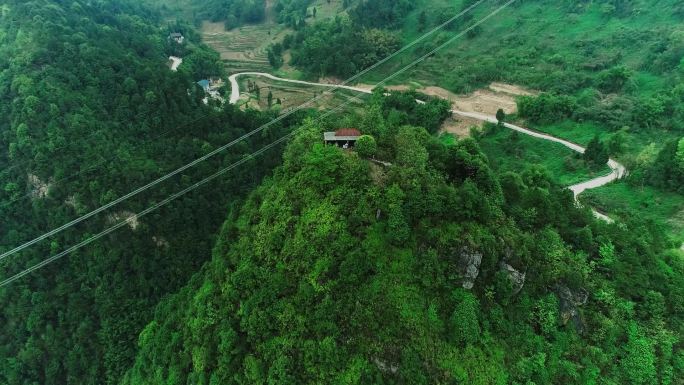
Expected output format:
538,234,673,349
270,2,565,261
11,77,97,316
500,262,526,295
373,358,398,374
555,284,588,333
459,247,483,289
28,173,51,199
152,236,170,248
65,195,77,208
107,211,139,231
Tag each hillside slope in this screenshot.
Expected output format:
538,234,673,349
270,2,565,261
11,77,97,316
0,1,296,384
123,99,684,385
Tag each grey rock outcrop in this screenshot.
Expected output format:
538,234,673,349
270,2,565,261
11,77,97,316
459,247,483,289
555,284,588,333
500,262,526,295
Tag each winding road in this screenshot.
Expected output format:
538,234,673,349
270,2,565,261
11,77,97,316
228,72,626,221
169,56,183,72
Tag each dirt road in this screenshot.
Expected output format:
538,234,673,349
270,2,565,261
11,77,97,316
228,72,626,221
169,56,182,71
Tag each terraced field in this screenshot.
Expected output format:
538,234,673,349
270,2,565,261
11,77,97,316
236,76,369,112
199,0,347,76
201,21,280,74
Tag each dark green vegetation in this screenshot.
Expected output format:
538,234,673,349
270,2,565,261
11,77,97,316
2,0,684,384
0,1,298,384
281,18,401,77
124,99,684,384
148,0,267,26
149,0,314,29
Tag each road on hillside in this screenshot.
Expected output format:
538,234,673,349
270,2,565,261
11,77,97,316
228,72,626,221
169,56,182,71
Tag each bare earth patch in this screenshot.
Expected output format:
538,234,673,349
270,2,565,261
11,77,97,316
421,83,534,116
488,82,537,96
108,211,139,231
355,82,537,137
440,115,480,138
356,82,536,116
28,173,51,199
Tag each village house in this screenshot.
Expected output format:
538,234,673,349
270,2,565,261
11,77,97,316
169,32,184,44
197,78,225,104
324,128,361,148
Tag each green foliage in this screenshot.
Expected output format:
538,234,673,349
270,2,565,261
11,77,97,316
380,90,451,134
645,137,684,193
449,289,481,346
355,135,377,158
274,0,312,26
583,135,610,168
155,0,266,26
348,0,413,29
288,18,401,78
0,1,296,384
597,66,633,93
621,323,657,385
518,93,577,124
3,2,684,385
122,98,684,385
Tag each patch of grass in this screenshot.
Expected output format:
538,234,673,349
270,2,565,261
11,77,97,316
357,0,684,157
308,0,347,21
526,119,679,161
236,76,369,111
581,182,684,245
439,132,457,146
477,125,611,186
529,120,609,146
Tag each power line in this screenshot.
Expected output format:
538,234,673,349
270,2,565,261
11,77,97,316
0,0,487,262
1,0,487,207
0,0,516,287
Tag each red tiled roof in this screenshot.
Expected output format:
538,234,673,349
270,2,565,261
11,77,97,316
335,128,361,137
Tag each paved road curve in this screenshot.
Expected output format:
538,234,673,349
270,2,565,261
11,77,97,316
228,73,626,220
169,56,183,72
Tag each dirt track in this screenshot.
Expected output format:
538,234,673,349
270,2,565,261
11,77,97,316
228,72,626,221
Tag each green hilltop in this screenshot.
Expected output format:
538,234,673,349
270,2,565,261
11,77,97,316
0,1,683,384
123,97,684,384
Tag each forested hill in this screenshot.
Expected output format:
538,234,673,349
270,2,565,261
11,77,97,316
123,97,684,384
0,1,295,384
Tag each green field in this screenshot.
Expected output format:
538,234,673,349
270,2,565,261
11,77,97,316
473,126,611,186
234,75,369,111
201,21,280,74
582,182,684,245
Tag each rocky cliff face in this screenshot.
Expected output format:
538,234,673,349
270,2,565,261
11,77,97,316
500,262,526,295
458,247,483,289
555,284,588,333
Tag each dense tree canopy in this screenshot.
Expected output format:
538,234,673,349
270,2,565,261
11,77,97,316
0,1,299,384
285,17,401,78
123,98,684,385
2,1,683,384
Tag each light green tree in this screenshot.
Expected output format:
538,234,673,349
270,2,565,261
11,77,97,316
355,135,377,158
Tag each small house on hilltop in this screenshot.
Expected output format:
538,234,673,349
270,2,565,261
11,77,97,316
169,32,185,44
324,128,361,148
